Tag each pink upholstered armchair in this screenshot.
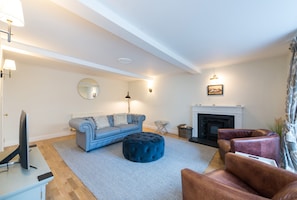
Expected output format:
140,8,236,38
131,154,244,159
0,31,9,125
181,153,297,200
217,129,280,164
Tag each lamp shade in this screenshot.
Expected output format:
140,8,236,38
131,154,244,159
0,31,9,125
3,59,16,70
0,0,24,27
125,92,131,99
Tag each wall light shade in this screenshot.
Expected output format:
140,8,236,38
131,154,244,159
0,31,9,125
3,59,16,70
147,80,153,93
0,0,24,42
1,59,16,78
125,92,131,99
0,0,24,27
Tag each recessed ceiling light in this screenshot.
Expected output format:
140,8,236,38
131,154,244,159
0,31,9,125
118,57,132,64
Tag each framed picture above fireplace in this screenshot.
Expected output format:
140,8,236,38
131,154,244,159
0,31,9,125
207,84,223,95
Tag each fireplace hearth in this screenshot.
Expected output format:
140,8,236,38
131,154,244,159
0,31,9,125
191,105,243,148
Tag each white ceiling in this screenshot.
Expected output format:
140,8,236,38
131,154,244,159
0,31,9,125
2,0,297,81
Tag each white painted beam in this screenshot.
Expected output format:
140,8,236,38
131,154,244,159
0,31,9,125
2,40,153,80
50,0,201,74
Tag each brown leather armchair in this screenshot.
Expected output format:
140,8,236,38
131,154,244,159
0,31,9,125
217,129,280,164
181,153,297,200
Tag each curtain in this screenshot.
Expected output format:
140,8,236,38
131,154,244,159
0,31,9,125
282,37,297,172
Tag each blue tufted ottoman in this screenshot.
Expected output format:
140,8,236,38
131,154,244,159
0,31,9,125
122,132,164,163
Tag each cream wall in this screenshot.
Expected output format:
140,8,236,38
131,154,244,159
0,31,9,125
3,61,129,146
129,55,290,134
2,54,290,146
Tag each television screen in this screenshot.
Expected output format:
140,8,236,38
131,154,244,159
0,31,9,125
19,110,29,169
0,110,30,170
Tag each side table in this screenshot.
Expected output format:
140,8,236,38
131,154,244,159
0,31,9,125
154,120,169,134
0,146,53,200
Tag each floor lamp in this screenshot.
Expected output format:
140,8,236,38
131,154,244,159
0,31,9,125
125,92,131,113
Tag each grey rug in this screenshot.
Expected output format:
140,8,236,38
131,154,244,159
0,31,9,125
54,136,217,200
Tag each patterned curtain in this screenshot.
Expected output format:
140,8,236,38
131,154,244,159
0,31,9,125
282,37,297,172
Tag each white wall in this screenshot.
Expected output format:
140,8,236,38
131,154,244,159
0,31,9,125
3,61,129,146
129,55,290,134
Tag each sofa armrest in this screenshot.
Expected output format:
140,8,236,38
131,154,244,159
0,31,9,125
272,181,297,200
225,153,297,198
181,168,267,200
69,117,97,151
230,136,280,163
218,129,254,140
131,114,146,125
69,117,96,134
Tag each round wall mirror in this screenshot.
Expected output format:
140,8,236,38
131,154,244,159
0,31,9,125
77,78,100,100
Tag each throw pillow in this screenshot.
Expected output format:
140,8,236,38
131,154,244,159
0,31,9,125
93,116,110,129
114,113,128,126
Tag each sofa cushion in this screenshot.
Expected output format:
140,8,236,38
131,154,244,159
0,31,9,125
95,127,121,139
93,116,110,129
114,113,128,126
127,114,133,124
116,124,138,132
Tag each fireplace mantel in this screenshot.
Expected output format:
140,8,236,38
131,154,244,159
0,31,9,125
192,105,244,138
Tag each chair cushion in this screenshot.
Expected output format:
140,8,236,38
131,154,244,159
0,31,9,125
207,170,259,195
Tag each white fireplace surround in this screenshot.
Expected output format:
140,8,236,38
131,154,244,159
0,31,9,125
192,105,244,138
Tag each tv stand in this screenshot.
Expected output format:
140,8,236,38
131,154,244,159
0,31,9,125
0,146,53,200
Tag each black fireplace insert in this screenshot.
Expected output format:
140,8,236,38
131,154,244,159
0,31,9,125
190,114,234,147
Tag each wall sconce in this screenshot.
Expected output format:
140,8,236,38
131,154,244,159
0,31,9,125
125,92,131,113
210,74,218,81
210,72,221,85
1,59,16,78
147,80,153,93
0,0,25,42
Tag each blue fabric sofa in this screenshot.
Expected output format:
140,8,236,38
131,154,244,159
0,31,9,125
69,113,146,152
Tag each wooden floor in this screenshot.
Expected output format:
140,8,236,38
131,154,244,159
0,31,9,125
6,128,225,199
34,135,96,200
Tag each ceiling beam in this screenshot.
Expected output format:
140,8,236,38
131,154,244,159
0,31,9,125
50,0,201,74
1,40,153,80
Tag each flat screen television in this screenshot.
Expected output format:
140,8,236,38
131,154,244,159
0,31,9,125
0,110,30,169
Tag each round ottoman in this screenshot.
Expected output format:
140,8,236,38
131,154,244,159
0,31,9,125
122,132,164,163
